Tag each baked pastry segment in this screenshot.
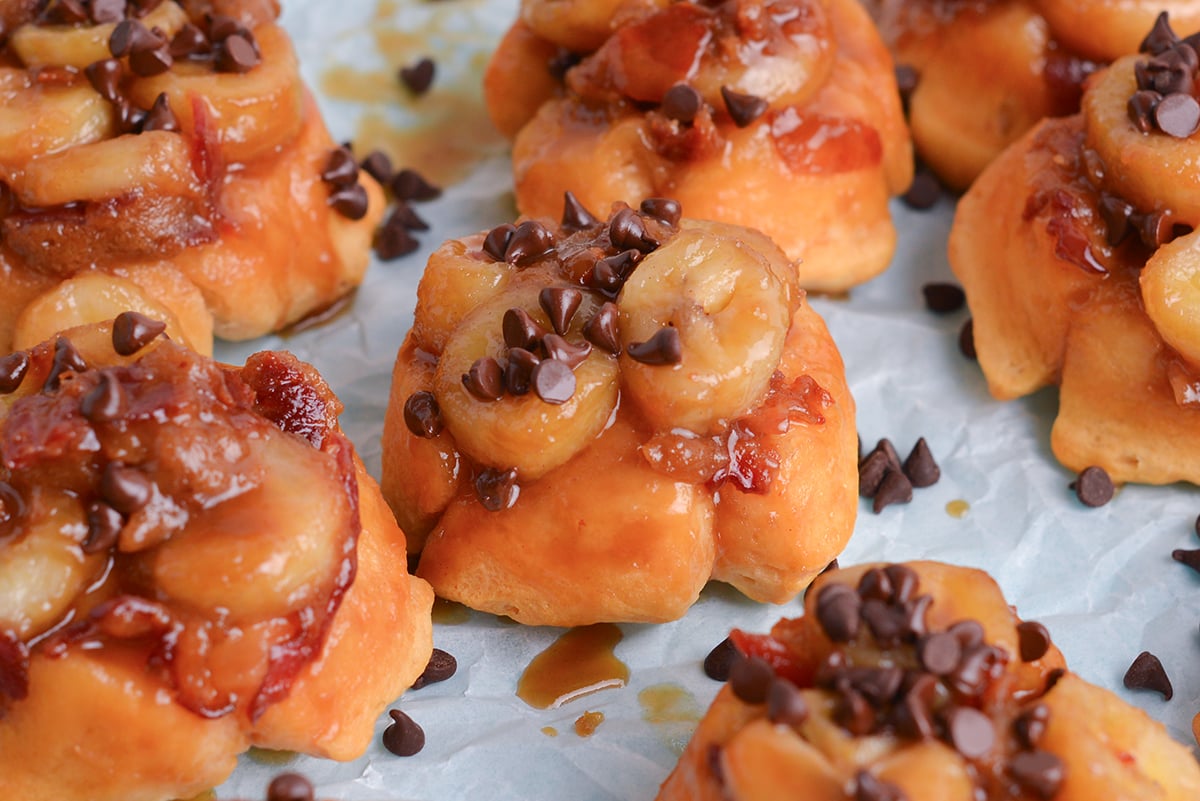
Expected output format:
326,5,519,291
657,561,1200,801
484,0,913,292
0,319,432,801
0,0,385,354
949,17,1200,485
381,199,857,625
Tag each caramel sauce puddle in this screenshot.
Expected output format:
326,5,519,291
517,623,628,709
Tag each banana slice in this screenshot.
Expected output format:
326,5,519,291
1141,227,1200,369
522,0,663,53
618,222,796,432
8,1,189,69
127,23,303,165
0,73,114,169
413,232,521,353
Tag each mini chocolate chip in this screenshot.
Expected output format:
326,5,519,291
382,709,425,756
532,358,576,404
584,302,620,354
609,207,659,252
321,148,360,188
893,674,937,739
109,19,157,58
85,58,123,102
129,44,172,77
857,567,893,601
1172,548,1200,573
411,648,457,689
821,558,840,575
872,469,913,513
1014,703,1050,749
720,86,768,127
44,0,88,24
266,772,315,801
474,467,519,511
958,318,977,359
539,287,583,335
640,197,681,227
703,637,738,681
503,347,538,396
884,564,919,603
872,438,902,470
854,771,909,801
115,99,147,134
894,64,918,98
902,438,940,488
766,677,808,726
80,372,126,422
542,334,591,369
391,168,441,201
0,352,29,395
1009,750,1065,800
169,23,209,59
399,57,435,95
1123,651,1173,699
139,92,178,133
45,338,87,391
948,620,985,648
561,191,599,231
375,217,420,260
503,307,546,350
82,501,124,554
627,327,682,365
504,220,555,266
360,150,394,185
1154,91,1200,137
205,13,244,43
903,594,933,638
902,170,941,210
1128,90,1161,133
849,666,903,707
945,705,995,758
858,450,891,498
1099,194,1135,245
921,282,965,313
482,223,515,262
403,391,442,438
1071,465,1113,507
387,202,429,231
815,583,860,642
216,33,259,73
950,643,1001,696
729,655,773,704
836,687,876,735
101,463,153,515
861,599,907,646
662,83,703,124
1141,12,1179,55
918,632,962,675
112,311,166,356
329,183,369,220
1016,621,1052,662
462,357,505,400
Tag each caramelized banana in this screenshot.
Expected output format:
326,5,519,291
412,232,521,353
521,0,664,52
1141,228,1200,368
8,1,188,68
0,73,114,169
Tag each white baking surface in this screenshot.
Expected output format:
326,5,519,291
213,0,1200,797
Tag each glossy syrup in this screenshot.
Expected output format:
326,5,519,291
516,623,628,709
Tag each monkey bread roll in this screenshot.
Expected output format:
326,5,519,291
0,316,434,801
483,0,913,293
0,0,386,356
381,196,857,626
949,14,1200,485
657,560,1200,801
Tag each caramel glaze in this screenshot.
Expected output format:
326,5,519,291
517,623,629,709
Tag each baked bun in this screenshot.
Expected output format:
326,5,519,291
380,197,857,626
0,317,433,801
484,0,912,292
948,15,1200,485
0,0,386,355
658,560,1200,801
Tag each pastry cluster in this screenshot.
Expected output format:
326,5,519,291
0,0,386,355
0,317,433,801
381,197,857,625
484,0,913,291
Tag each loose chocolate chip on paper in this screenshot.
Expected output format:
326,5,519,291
360,150,394,185
1070,465,1114,507
387,201,429,231
627,326,682,365
375,217,420,260
266,772,315,801
402,391,443,439
959,318,977,359
703,637,738,682
1123,650,1173,699
561,190,599,231
902,169,941,210
399,57,436,95
462,357,505,400
902,437,940,488
532,358,576,404
872,469,913,513
858,450,891,498
728,655,773,704
720,85,768,127
0,352,29,395
1008,750,1065,800
391,168,441,201
921,282,965,313
411,648,457,689
382,709,426,756
662,82,703,124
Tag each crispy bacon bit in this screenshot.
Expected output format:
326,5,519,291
0,629,30,713
240,351,343,449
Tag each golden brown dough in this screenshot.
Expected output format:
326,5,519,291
0,1,385,355
0,318,433,801
484,0,912,292
657,561,1200,801
381,198,857,626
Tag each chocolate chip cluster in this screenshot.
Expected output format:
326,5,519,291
1128,12,1200,138
858,437,940,514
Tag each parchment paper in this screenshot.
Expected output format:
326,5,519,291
213,1,1200,797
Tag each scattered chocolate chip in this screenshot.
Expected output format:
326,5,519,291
561,191,599,231
45,338,87,391
639,197,681,227
403,391,442,438
1154,91,1200,137
80,372,126,422
821,558,840,575
399,57,435,95
1137,208,1188,249
128,42,172,77
627,326,682,365
948,620,985,649
902,169,941,210
482,223,515,262
766,677,808,726
894,64,918,100
82,501,124,554
873,439,902,470
1008,750,1065,800
538,287,583,335
360,150,394,185
84,58,123,102
1016,621,1052,662
1099,194,1135,245
462,357,505,400
945,705,995,758
893,674,937,739
504,221,555,266
854,770,908,801
375,216,420,260
386,202,429,231
720,86,768,127
609,207,659,252
44,0,88,25
1070,465,1113,507
921,282,965,313
858,450,891,498
729,655,773,704
329,183,369,220
382,709,425,756
837,686,876,735
169,23,209,59
850,665,903,706
391,168,441,202
503,347,538,395
1141,12,1179,55
1128,89,1161,133
205,13,244,43
861,599,907,646
949,643,1002,696
703,637,738,681
959,318,976,359
904,595,933,638
815,583,860,642
584,302,620,354
139,92,178,133
216,33,259,73
474,467,519,511
1123,651,1173,699
917,632,961,675
502,308,545,350
112,311,166,356
1171,548,1200,573
0,352,29,395
531,358,576,404
884,564,918,602
101,462,153,515
901,438,939,488
857,567,894,602
542,334,591,369
872,469,913,513
266,772,315,801
411,648,457,689
321,148,360,188
1013,703,1050,749
662,83,703,124
109,19,157,58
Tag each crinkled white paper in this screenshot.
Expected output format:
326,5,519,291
214,1,1200,797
